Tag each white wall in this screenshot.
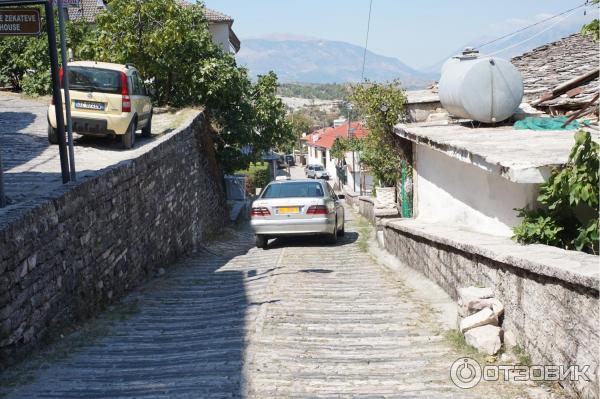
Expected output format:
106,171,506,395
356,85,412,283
208,23,233,53
415,145,539,237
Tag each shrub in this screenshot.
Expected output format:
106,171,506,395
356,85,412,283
236,162,270,195
513,130,599,254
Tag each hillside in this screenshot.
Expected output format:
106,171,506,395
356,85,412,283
237,38,435,89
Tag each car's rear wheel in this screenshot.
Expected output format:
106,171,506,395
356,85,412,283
122,120,136,149
256,234,267,249
337,221,345,237
141,113,152,138
328,219,338,244
48,124,58,144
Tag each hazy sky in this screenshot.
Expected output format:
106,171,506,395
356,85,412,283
204,0,596,69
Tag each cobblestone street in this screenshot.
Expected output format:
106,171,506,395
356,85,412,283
0,205,538,399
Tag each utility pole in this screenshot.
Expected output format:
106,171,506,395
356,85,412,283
57,0,76,181
347,103,357,194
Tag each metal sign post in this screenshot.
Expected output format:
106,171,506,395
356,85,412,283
57,0,76,180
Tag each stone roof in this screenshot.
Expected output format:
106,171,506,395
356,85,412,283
67,0,106,23
511,33,599,109
303,122,368,150
204,8,234,23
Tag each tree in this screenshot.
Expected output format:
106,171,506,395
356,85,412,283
349,80,407,187
581,0,599,41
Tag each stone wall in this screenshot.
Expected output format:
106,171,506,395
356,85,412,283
381,219,599,399
0,112,227,365
358,197,375,225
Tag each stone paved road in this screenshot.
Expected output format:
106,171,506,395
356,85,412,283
0,92,198,208
1,207,536,398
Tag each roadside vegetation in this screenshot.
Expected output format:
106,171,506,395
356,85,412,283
235,162,270,194
0,0,294,173
277,83,350,100
513,131,599,254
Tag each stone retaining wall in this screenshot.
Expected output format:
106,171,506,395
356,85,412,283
381,219,599,399
358,197,375,225
0,112,227,365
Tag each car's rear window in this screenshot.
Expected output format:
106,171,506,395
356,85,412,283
262,182,325,198
65,67,122,94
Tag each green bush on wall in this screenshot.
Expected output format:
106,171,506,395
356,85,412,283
513,130,599,254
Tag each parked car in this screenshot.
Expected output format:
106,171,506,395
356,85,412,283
47,61,153,149
308,164,329,180
250,179,345,248
305,164,317,177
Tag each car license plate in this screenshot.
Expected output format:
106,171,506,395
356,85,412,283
74,101,105,111
278,207,299,214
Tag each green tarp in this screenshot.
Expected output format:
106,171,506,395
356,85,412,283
513,116,585,131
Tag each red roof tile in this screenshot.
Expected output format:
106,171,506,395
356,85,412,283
304,122,368,150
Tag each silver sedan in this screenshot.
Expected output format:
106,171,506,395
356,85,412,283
250,179,345,249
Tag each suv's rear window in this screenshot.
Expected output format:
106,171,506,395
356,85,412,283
65,67,122,94
262,182,325,198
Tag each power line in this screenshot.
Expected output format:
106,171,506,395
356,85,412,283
475,2,588,50
487,9,578,56
361,0,373,81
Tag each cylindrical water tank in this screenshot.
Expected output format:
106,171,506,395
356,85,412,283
439,49,524,123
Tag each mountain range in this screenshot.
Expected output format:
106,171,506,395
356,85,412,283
236,37,436,89
236,21,587,89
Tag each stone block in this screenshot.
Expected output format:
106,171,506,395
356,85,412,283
460,307,498,333
465,325,502,355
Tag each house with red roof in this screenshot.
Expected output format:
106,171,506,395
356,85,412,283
302,121,371,192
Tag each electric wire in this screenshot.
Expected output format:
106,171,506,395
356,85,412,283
475,2,588,50
361,0,373,81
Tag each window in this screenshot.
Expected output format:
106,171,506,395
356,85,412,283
262,182,325,198
65,67,122,94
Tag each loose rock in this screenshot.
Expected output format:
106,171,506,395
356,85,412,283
464,325,503,355
460,307,498,333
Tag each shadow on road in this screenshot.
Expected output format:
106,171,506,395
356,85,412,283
0,112,45,170
1,231,256,398
266,231,359,249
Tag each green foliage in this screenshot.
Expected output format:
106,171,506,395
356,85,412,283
277,83,350,100
581,0,599,41
235,162,270,194
349,80,407,186
330,136,364,161
513,131,599,254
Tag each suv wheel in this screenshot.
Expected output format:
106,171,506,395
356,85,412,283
48,124,58,145
337,222,345,237
141,113,152,138
255,235,267,249
122,120,136,149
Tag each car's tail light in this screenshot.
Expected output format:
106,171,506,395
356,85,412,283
121,72,131,112
251,207,271,217
306,205,327,215
51,67,64,106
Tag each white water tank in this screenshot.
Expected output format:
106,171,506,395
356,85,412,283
439,49,524,123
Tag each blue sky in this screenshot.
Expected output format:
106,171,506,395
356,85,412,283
204,0,595,69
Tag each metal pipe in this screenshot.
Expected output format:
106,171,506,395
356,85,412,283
45,0,70,184
57,0,76,181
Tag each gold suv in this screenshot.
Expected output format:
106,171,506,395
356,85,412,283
47,61,153,149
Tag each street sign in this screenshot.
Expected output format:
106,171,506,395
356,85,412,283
0,8,40,36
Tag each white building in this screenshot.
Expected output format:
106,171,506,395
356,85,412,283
204,8,241,54
399,33,599,237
